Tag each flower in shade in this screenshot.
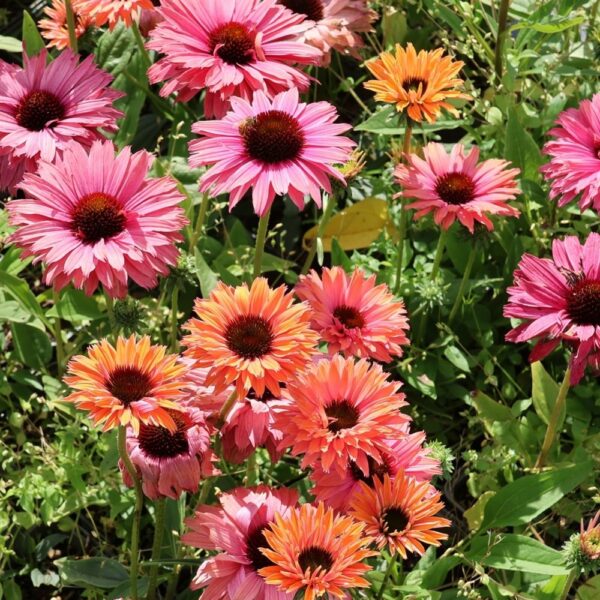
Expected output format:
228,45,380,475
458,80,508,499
64,335,190,434
541,94,600,214
311,431,441,512
259,502,375,600
147,0,322,117
182,277,318,397
364,43,469,123
349,473,450,558
276,355,409,475
394,142,520,232
39,0,94,50
120,407,217,499
8,140,186,298
279,0,377,66
295,266,410,361
504,233,600,385
0,155,26,198
79,0,154,29
182,485,298,600
189,88,355,216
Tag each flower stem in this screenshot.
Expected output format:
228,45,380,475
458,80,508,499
559,568,578,600
377,552,397,600
147,498,167,600
170,285,180,353
64,0,78,53
535,367,571,469
301,193,335,275
117,426,144,600
245,451,259,486
189,193,210,252
131,20,152,73
216,389,239,429
253,208,271,279
448,244,477,323
52,289,65,377
430,229,448,281
494,0,512,81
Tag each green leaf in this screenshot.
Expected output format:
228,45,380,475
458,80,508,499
577,575,600,599
504,107,542,181
0,301,31,323
356,105,465,135
107,577,149,600
531,361,562,426
194,250,219,298
464,491,495,531
0,35,22,53
471,390,513,422
444,346,470,372
57,557,129,589
331,238,353,271
22,11,46,57
537,574,571,600
94,23,135,75
511,16,585,34
46,288,104,323
11,323,52,369
0,270,52,329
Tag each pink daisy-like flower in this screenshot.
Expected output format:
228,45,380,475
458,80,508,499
504,233,600,385
394,142,520,232
295,266,410,361
120,407,218,500
182,485,298,600
147,0,322,117
8,140,187,298
0,155,26,198
541,94,600,213
79,0,154,29
189,88,355,216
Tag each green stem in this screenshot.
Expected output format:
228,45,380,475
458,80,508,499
494,0,511,81
377,552,398,600
535,367,572,469
245,451,259,486
448,244,477,323
104,292,118,340
147,498,167,600
189,193,210,252
430,229,448,281
52,289,65,377
216,389,239,429
118,426,144,600
253,208,271,279
131,20,152,73
64,0,78,53
301,193,335,274
559,568,578,600
170,285,180,353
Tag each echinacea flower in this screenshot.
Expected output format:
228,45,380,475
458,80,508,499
276,355,409,474
8,140,186,298
259,502,375,600
364,43,470,123
64,335,190,434
182,485,298,600
349,473,450,558
189,88,355,216
79,0,154,29
295,266,410,361
541,94,600,214
183,278,318,398
39,0,94,50
0,154,26,198
120,407,217,499
504,233,600,385
147,0,322,117
394,142,520,232
564,510,600,573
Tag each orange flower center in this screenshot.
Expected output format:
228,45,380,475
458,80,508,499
382,506,409,533
209,22,254,65
241,110,305,164
279,0,324,21
298,546,334,574
15,90,65,131
138,411,190,458
333,305,365,329
567,278,600,326
246,524,275,571
402,76,428,92
71,192,127,244
107,366,152,406
325,400,359,433
225,314,274,359
435,171,476,205
349,455,390,486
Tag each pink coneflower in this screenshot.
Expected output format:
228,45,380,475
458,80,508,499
39,0,94,50
0,155,26,198
504,233,600,385
394,142,520,232
182,485,298,600
189,88,355,216
79,0,154,29
295,266,410,361
541,94,600,214
0,50,121,170
147,0,322,117
8,140,187,298
276,355,410,475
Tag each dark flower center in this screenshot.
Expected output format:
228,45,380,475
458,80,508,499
333,304,365,329
349,455,391,486
138,411,190,458
209,22,254,65
279,0,324,21
240,110,305,164
382,506,409,533
246,524,275,571
435,171,476,205
15,90,66,131
298,546,334,574
71,192,127,244
403,76,428,93
325,399,359,433
225,315,274,359
107,366,153,406
566,278,600,326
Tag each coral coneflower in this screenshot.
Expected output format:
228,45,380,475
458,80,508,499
64,335,189,434
189,88,355,216
295,266,410,361
182,486,298,600
8,140,186,298
504,233,600,385
564,510,600,573
39,0,93,50
394,143,520,232
541,94,600,214
79,0,154,29
182,278,318,397
259,502,375,600
349,473,450,559
276,355,409,474
147,0,321,117
364,43,470,123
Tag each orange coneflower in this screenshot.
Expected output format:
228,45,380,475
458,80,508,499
79,0,155,30
364,43,470,123
259,502,376,600
64,335,189,434
182,278,319,397
39,0,94,50
349,473,450,559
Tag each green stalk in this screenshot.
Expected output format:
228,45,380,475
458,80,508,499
430,229,448,281
131,20,152,73
170,285,180,353
189,193,210,252
245,451,259,486
559,568,578,600
216,389,239,429
448,244,477,323
64,0,78,53
147,498,167,600
301,193,335,275
253,208,271,279
494,0,512,81
377,552,398,600
52,289,65,377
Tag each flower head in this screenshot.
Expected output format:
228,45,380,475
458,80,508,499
504,233,600,385
8,140,186,298
564,511,600,573
64,335,190,434
0,154,26,198
364,43,470,123
189,88,355,216
295,266,410,361
39,0,94,50
394,142,520,232
79,0,154,29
